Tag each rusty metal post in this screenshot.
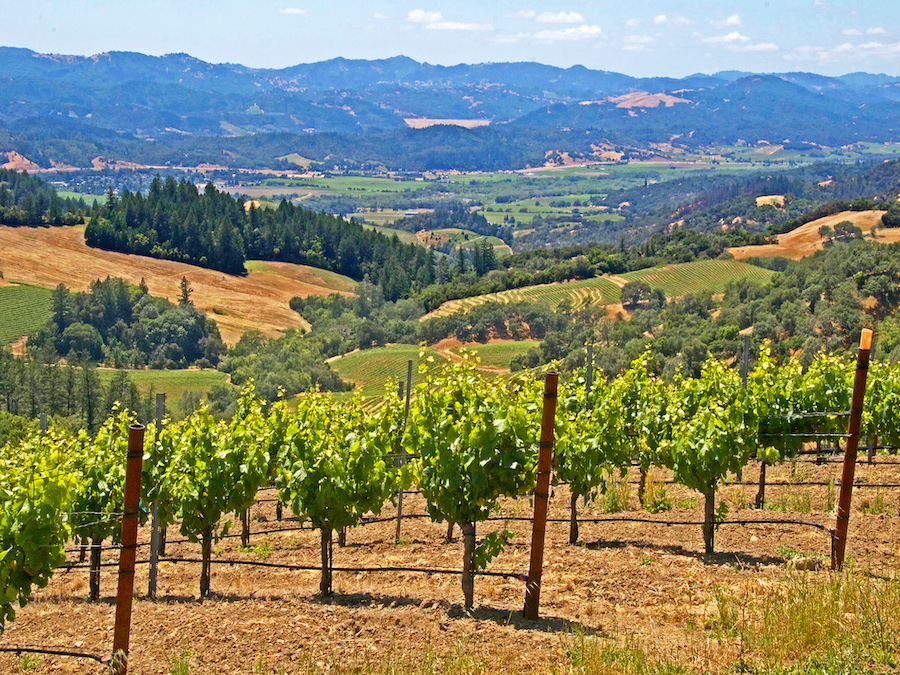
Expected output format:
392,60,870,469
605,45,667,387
524,371,558,620
111,424,145,674
832,328,872,571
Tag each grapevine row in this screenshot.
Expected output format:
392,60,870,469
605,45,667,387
0,343,895,628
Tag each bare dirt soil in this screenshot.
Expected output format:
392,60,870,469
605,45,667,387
0,226,355,345
2,458,898,674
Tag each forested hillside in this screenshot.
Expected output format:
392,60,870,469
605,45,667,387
0,168,88,225
84,177,434,300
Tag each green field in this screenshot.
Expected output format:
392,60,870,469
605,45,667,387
328,345,448,396
360,223,421,245
55,190,108,204
451,341,540,370
620,260,774,297
0,283,53,345
96,368,229,400
260,175,422,194
428,276,623,318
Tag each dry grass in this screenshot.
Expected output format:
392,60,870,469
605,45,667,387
755,195,785,207
0,225,356,345
403,119,491,129
729,209,895,261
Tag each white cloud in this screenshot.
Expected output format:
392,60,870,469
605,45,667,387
711,14,741,29
372,13,386,20
534,24,603,41
278,7,306,15
626,18,640,27
653,14,689,27
426,21,493,31
489,32,530,43
622,35,653,51
702,31,751,44
867,27,887,35
786,41,900,64
733,42,779,52
408,9,442,23
843,28,863,36
536,11,585,23
407,8,490,31
512,10,536,19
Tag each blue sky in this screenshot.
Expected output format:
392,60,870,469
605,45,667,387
3,0,900,77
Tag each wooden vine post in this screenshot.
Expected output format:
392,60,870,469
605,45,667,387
395,359,413,544
832,328,873,571
111,424,146,675
524,371,558,620
148,393,164,599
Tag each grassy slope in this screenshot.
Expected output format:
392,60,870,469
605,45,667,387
96,368,229,400
729,210,896,261
0,225,357,346
0,283,53,345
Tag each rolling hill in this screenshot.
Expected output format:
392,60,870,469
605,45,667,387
728,210,897,260
424,259,774,320
0,225,356,345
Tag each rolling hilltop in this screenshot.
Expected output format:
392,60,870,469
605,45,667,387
5,48,900,171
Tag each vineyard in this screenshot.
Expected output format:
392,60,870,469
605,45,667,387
449,341,542,370
618,260,775,298
0,282,52,345
328,345,448,396
426,260,775,320
1,342,900,673
427,277,623,318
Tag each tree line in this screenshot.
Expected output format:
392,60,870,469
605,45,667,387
83,177,435,301
0,168,89,226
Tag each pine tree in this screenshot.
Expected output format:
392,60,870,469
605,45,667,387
179,276,193,306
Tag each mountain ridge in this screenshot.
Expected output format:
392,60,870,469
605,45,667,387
4,48,900,171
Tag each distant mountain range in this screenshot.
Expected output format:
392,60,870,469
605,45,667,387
4,47,900,170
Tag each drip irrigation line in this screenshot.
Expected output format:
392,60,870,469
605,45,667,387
759,433,851,439
162,557,527,580
69,517,124,531
762,411,850,419
58,559,151,570
477,515,831,532
358,514,431,526
724,480,900,488
0,646,109,664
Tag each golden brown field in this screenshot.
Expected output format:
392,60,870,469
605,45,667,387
403,119,491,129
0,225,356,345
728,209,899,261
